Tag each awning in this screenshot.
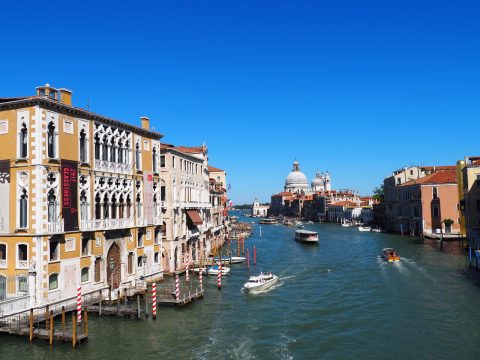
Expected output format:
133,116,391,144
187,210,203,225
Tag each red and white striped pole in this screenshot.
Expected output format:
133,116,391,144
76,286,82,324
151,283,157,319
185,255,189,283
217,259,222,290
175,273,180,301
199,267,203,292
253,245,257,266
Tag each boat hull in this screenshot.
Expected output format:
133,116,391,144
243,276,278,294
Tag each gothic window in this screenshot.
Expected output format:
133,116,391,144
102,136,108,161
103,194,109,219
135,142,141,170
110,138,116,163
125,141,130,165
80,129,87,162
126,195,132,218
80,191,88,221
94,134,100,160
111,194,117,219
19,189,28,228
47,189,57,223
118,141,124,164
119,195,125,218
95,193,101,219
136,193,142,218
19,123,28,158
47,121,56,158
152,147,158,173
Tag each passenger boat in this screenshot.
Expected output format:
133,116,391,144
382,248,400,262
295,229,319,244
259,218,278,225
193,265,231,275
358,226,371,232
243,273,278,294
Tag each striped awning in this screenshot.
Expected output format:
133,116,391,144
187,210,203,225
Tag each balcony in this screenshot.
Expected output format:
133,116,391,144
137,218,147,227
47,219,64,234
186,228,200,238
0,259,6,268
179,201,212,209
94,159,132,175
17,260,28,269
80,218,134,231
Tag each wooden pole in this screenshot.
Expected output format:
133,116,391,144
145,284,149,318
72,312,77,348
29,308,33,342
137,294,141,320
99,292,103,316
84,309,88,337
116,290,120,317
61,306,66,334
109,285,112,302
49,310,54,346
45,305,49,331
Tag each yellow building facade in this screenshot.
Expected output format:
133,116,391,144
0,84,164,311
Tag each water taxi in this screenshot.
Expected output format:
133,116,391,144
295,229,319,244
259,218,278,224
382,248,400,262
193,265,231,275
243,273,278,294
210,256,246,264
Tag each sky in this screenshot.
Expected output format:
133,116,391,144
1,0,479,204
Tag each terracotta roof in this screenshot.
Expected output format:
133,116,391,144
174,145,205,154
208,165,224,172
330,201,358,207
421,166,456,171
401,170,457,186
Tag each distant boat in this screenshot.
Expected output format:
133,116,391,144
295,229,319,244
259,218,278,224
358,226,371,232
371,228,382,233
194,266,231,275
382,248,400,262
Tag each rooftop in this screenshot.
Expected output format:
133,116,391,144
401,169,457,186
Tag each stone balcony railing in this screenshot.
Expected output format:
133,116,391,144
47,219,64,234
186,228,200,238
137,218,148,227
80,218,134,231
0,259,6,268
17,260,28,269
94,159,132,174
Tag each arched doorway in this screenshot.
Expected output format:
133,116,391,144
106,243,121,289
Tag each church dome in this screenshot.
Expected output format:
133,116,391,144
311,172,323,188
285,171,308,187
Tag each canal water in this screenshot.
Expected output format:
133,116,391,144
2,211,480,359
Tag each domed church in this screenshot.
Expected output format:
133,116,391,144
284,160,310,194
311,171,331,192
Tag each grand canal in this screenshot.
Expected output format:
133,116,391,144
2,212,480,359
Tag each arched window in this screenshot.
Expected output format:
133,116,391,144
95,193,102,219
135,142,141,170
111,194,117,219
80,191,88,221
81,267,89,283
125,141,130,165
152,147,158,173
19,123,28,158
80,129,87,162
102,136,108,161
126,195,132,218
110,137,116,163
94,133,100,160
47,189,56,223
118,141,124,164
119,195,125,219
154,252,159,263
103,194,109,219
136,193,142,218
49,273,58,290
47,121,56,158
19,189,28,228
433,187,438,199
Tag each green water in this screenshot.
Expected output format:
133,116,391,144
2,213,480,359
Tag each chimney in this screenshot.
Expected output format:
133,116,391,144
141,116,150,130
58,88,72,105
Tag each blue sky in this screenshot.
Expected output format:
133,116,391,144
2,0,479,204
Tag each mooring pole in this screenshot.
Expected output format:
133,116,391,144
137,294,141,320
29,308,33,342
145,284,149,319
116,290,120,317
49,310,54,346
84,309,88,337
72,312,77,348
62,306,65,334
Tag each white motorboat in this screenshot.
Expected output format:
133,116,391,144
193,265,231,275
230,256,246,264
371,228,382,233
358,226,372,232
259,218,278,224
243,273,278,294
295,229,319,244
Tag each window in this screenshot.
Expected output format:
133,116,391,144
94,258,101,282
18,276,28,293
160,155,165,168
110,138,116,163
81,237,90,256
433,204,439,218
432,187,438,200
17,244,27,268
49,239,59,261
137,256,143,268
47,121,56,158
136,193,142,218
49,274,58,290
154,252,159,263
0,244,6,268
47,189,57,223
152,147,158,173
80,191,88,221
95,193,101,220
172,156,176,169
410,170,413,175
128,252,134,274
138,231,144,247
19,189,28,228
81,267,89,283
19,123,28,158
161,185,166,201
80,130,87,162
94,134,100,160
135,142,141,170
102,136,108,161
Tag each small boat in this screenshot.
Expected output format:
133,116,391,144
307,221,314,224
371,228,382,233
358,226,371,232
382,248,400,262
295,229,319,244
193,265,231,275
230,256,247,263
243,272,278,294
259,218,278,224
341,219,351,227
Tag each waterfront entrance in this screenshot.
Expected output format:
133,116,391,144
106,243,121,289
